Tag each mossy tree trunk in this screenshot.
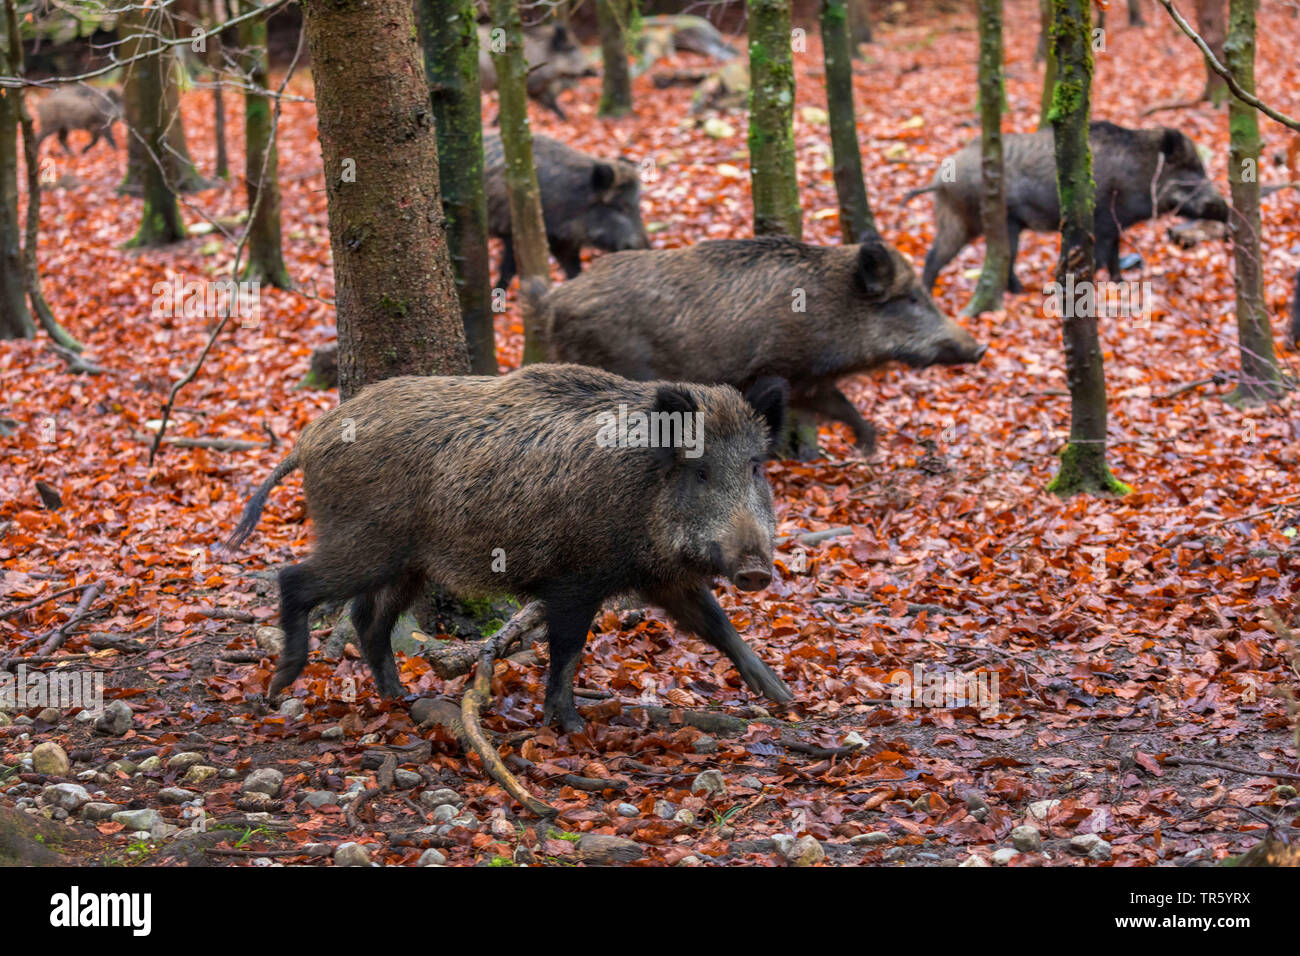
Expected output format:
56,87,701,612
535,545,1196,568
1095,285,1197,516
207,0,230,180
490,0,550,364
419,0,497,374
1038,0,1056,126
820,0,875,242
119,6,206,195
122,5,187,248
300,0,469,398
238,1,290,288
1224,0,1283,404
1195,0,1228,104
0,5,30,339
748,0,801,239
1045,0,1128,497
965,0,1010,316
598,0,634,117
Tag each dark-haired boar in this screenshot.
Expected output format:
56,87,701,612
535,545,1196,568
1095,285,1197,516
478,23,596,121
535,234,987,458
226,364,791,732
905,121,1229,291
37,84,122,154
484,133,649,288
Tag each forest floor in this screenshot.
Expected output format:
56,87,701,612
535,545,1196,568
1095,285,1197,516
1,0,1299,867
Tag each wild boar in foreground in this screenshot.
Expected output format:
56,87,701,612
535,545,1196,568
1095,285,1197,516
904,121,1230,291
484,133,649,288
37,85,122,154
226,364,790,732
478,23,595,121
535,233,986,459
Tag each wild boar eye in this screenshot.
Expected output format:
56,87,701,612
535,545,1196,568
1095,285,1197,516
696,467,709,484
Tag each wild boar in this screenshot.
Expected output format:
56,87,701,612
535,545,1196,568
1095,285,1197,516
484,132,649,288
226,364,791,732
478,23,595,121
534,233,987,458
37,84,122,154
905,121,1230,291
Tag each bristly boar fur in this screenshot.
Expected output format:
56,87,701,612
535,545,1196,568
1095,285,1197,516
534,234,986,458
227,364,791,732
37,84,122,154
484,133,649,289
478,23,595,120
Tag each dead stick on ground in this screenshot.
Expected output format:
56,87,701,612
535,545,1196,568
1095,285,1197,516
0,582,95,621
1164,755,1300,782
458,601,555,818
36,584,102,656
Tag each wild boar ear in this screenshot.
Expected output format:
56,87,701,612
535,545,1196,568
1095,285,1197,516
855,233,894,300
743,377,788,453
1159,127,1183,157
651,385,699,470
551,25,571,50
591,162,616,192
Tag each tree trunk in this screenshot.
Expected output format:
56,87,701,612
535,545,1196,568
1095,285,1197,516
419,0,497,374
122,5,188,248
1128,0,1145,26
0,5,30,339
820,0,874,242
1195,0,1228,104
1038,0,1056,126
208,0,230,180
847,0,872,47
300,0,468,398
597,0,633,117
965,0,1010,316
119,8,206,195
491,0,550,364
748,0,801,239
1045,0,1128,497
238,1,290,288
1224,0,1283,404
5,0,80,350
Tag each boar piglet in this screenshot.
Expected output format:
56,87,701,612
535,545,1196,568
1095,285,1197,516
906,121,1229,291
485,133,649,289
227,364,791,732
536,233,986,458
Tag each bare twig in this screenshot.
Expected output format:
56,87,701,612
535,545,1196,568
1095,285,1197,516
0,583,95,622
1164,755,1300,782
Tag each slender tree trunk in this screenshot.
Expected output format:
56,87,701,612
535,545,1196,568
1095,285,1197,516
598,0,633,117
820,0,874,242
238,1,290,288
122,5,188,248
1128,0,1145,26
748,0,801,239
847,0,872,47
491,0,550,363
0,5,30,339
1038,0,1056,126
966,0,1010,316
300,0,468,397
1045,0,1127,497
1195,0,1228,104
420,0,496,374
5,0,81,350
1224,0,1282,404
208,0,229,180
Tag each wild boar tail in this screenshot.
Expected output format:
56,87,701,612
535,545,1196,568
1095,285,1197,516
224,450,300,551
521,278,551,355
900,184,937,205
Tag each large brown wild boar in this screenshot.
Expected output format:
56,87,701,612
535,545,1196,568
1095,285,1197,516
226,364,790,732
37,84,122,154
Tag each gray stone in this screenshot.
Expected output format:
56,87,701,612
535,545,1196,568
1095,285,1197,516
37,707,61,724
242,768,284,797
959,854,990,867
80,802,121,821
784,836,825,866
691,735,718,754
136,756,162,773
576,833,644,864
393,769,421,789
31,742,70,776
334,842,371,867
616,803,639,818
418,848,447,866
94,700,134,736
255,626,284,655
850,831,891,846
672,809,696,826
158,788,197,805
321,726,344,741
992,847,1020,866
1011,825,1042,853
181,765,218,786
41,783,91,811
166,752,204,771
738,775,764,790
279,698,305,720
691,770,726,796
420,788,461,809
1070,833,1112,861
301,791,338,810
112,808,162,830
431,804,457,824
1027,799,1061,822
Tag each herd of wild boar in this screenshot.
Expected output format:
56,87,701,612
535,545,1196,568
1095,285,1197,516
38,21,1242,728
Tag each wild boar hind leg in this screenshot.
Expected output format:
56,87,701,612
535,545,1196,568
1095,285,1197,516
795,384,877,458
540,591,603,733
655,585,793,703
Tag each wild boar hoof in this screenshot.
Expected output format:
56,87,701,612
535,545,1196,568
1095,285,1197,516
1007,274,1025,294
543,702,586,734
373,673,406,699
741,661,794,704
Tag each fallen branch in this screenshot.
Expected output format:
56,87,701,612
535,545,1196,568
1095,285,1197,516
776,525,853,547
47,343,104,375
426,616,546,679
505,754,627,792
1164,755,1300,782
1140,98,1203,116
137,433,268,453
0,582,95,621
36,584,102,656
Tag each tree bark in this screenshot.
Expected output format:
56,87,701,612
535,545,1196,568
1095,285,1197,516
490,0,550,363
965,0,1010,316
238,1,290,288
1224,0,1282,404
1038,0,1056,126
747,0,801,239
419,0,497,374
208,0,230,180
1128,0,1145,26
0,4,30,339
300,0,468,398
820,0,874,242
597,0,634,117
122,5,188,248
1045,0,1128,497
1195,0,1228,104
